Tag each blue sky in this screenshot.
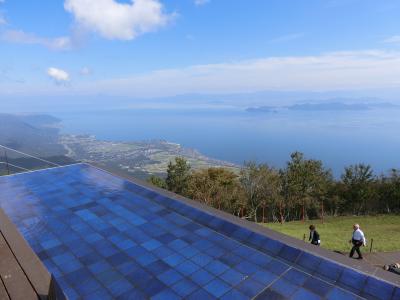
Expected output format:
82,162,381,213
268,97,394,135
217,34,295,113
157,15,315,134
1,0,400,98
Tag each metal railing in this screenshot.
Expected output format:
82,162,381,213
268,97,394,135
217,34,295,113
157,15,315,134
0,162,30,173
0,144,75,176
0,144,70,298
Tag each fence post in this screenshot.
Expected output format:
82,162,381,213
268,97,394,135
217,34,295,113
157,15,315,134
321,200,324,224
370,238,374,253
4,151,10,175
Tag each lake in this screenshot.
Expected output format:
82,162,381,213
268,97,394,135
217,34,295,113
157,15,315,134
55,108,400,177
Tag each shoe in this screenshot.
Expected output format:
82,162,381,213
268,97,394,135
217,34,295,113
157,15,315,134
357,257,363,260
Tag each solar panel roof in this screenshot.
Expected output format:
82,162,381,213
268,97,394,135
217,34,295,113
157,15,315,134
0,164,398,300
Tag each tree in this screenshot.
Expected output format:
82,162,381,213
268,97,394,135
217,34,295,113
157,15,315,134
324,182,346,216
258,165,282,223
188,168,244,214
165,157,191,195
281,152,332,222
377,169,400,213
147,175,167,189
147,154,398,222
240,162,282,222
341,164,375,215
240,162,259,221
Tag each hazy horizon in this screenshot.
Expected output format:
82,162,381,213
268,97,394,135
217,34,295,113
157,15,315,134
2,89,400,114
1,0,400,177
2,1,400,101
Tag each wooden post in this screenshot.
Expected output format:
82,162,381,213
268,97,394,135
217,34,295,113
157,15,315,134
321,200,324,224
370,238,374,253
303,233,306,242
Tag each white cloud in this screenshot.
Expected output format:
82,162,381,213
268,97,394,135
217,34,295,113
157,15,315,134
47,67,70,84
4,50,400,97
64,0,174,40
383,35,400,44
76,50,400,97
1,30,72,50
194,0,210,6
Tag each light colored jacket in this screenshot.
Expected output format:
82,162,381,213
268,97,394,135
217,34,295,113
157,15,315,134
352,229,366,246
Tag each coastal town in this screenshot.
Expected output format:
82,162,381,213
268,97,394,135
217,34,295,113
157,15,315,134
60,134,239,178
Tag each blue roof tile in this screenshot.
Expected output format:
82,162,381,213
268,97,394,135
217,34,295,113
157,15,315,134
0,163,397,300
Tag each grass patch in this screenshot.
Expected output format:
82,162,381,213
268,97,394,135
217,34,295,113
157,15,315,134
263,215,400,253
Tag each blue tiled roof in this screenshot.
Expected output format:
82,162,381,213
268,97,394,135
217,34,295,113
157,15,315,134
0,164,398,300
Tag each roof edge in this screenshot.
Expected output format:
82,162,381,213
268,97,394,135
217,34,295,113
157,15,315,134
87,162,400,288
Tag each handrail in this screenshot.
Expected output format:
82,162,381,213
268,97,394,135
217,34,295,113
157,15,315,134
0,162,31,172
0,145,60,167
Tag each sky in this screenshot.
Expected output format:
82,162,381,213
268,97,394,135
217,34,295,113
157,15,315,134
1,0,400,99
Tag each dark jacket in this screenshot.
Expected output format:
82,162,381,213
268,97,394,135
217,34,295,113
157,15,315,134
387,265,400,275
309,230,320,245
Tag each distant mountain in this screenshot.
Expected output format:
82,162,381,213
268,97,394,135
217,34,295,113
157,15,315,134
288,102,370,111
4,91,399,112
245,100,400,113
367,102,400,109
246,106,277,113
288,101,400,111
0,114,66,158
16,114,61,127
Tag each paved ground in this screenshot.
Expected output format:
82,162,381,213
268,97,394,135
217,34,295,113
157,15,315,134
363,251,400,268
332,248,400,277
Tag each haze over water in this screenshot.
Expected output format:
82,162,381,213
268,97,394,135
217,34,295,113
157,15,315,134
57,107,400,177
2,0,400,178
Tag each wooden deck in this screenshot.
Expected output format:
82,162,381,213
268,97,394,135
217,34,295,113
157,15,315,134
0,208,66,300
0,231,38,299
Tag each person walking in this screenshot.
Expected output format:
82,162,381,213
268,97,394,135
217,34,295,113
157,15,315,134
309,225,320,246
349,224,366,259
